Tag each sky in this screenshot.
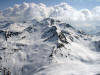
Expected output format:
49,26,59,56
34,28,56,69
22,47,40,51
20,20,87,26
0,0,100,10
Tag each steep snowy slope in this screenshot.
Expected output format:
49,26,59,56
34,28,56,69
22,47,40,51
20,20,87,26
0,18,100,75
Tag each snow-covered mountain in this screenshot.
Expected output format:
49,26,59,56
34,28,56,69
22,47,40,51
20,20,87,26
1,2,100,33
0,18,100,75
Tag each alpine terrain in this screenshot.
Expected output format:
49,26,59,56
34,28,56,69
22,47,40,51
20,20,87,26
0,2,100,75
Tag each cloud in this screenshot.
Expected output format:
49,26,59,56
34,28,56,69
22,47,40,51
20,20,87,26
1,3,50,21
0,2,100,33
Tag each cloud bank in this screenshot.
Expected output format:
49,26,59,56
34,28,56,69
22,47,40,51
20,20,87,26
0,2,100,33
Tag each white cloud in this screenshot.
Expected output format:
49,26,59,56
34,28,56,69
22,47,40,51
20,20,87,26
0,2,100,33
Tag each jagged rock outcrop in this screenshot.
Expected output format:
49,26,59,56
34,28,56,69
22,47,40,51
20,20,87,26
0,18,100,75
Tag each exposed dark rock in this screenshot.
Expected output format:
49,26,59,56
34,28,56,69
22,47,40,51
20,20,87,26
58,31,69,44
59,23,74,28
25,26,33,33
66,24,73,28
60,53,63,57
50,19,55,25
6,31,21,38
57,43,64,48
94,40,100,52
44,33,58,42
42,26,57,38
12,49,21,52
21,36,26,39
0,47,6,50
0,56,2,60
61,30,70,35
69,36,73,41
16,43,27,47
77,30,86,35
74,36,79,39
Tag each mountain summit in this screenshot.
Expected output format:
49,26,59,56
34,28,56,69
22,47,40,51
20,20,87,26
0,18,100,75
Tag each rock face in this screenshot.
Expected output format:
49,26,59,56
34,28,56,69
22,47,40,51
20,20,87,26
0,18,100,75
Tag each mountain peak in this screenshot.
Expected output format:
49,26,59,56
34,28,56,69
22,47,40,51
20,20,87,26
0,18,100,75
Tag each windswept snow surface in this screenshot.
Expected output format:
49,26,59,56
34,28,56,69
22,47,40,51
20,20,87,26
0,18,100,75
0,2,100,75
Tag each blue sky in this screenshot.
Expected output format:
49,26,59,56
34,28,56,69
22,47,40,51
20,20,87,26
0,0,100,10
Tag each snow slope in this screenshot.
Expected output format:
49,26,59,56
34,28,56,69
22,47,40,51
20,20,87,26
0,18,100,75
